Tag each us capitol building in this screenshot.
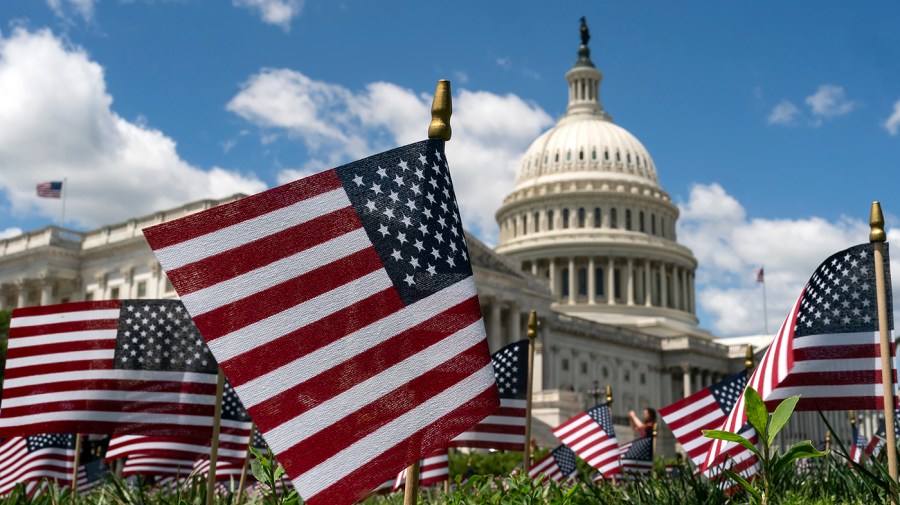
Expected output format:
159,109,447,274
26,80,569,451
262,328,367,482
0,25,861,454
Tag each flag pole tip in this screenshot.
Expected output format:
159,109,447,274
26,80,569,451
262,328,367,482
605,385,613,405
428,80,452,141
870,201,886,243
744,344,754,370
527,310,538,339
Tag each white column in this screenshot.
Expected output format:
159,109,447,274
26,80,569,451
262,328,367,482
672,266,681,310
16,280,27,308
508,302,521,344
660,263,668,308
626,258,634,306
587,257,596,304
644,261,652,307
531,261,538,276
489,301,503,352
607,257,615,305
682,363,692,397
549,259,556,297
39,277,54,306
568,257,576,305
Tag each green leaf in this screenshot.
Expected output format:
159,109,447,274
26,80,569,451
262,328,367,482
722,468,762,503
744,387,769,437
773,440,828,476
703,429,761,461
767,395,799,446
250,459,265,484
274,464,286,481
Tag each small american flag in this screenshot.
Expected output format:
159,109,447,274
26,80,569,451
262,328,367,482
552,403,620,477
143,139,498,505
0,434,76,494
756,267,765,283
36,181,63,199
450,339,527,451
705,243,895,470
849,422,867,464
866,413,898,458
392,448,449,490
0,300,220,438
76,459,109,492
659,371,760,480
527,445,577,484
619,434,653,477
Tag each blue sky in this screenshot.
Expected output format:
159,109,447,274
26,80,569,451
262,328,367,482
1,1,899,336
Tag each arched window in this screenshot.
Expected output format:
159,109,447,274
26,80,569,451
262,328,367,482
577,208,586,228
651,214,657,235
661,217,667,238
592,149,597,160
555,152,559,162
625,209,632,230
578,268,588,296
593,208,601,227
548,210,555,230
604,150,609,161
614,268,622,299
627,153,631,164
511,219,517,238
522,214,528,235
534,212,540,233
594,267,604,296
639,211,645,232
610,208,618,229
566,150,571,161
561,268,570,297
562,209,570,229
616,151,621,162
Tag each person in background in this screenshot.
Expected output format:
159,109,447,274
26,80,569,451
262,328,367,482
629,407,657,438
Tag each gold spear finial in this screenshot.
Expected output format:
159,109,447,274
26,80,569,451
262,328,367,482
428,80,452,141
871,202,886,243
605,385,613,405
850,410,857,426
527,311,538,340
745,345,754,371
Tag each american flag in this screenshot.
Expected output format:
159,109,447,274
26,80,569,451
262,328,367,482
0,434,75,494
866,413,899,458
0,300,220,438
106,379,255,466
142,139,498,505
392,448,449,490
849,422,867,464
619,434,653,476
552,403,620,477
36,181,63,198
705,243,895,470
450,339,527,450
659,371,760,479
527,445,577,484
77,459,109,492
756,267,765,283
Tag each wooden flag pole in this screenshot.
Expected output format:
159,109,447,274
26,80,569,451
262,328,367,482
70,433,82,502
402,78,453,505
236,423,256,502
523,310,538,471
871,201,898,489
207,368,226,505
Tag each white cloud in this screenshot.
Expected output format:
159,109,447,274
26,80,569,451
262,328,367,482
46,0,98,21
767,100,800,125
884,99,900,136
496,58,511,69
453,70,469,84
233,0,303,32
0,228,22,239
0,28,266,229
679,183,899,337
227,69,552,240
805,84,855,121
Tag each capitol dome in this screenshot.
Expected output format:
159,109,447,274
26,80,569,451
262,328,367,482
495,20,701,335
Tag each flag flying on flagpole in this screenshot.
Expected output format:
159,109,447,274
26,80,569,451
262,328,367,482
143,138,498,505
756,267,765,283
0,434,76,494
850,421,866,464
36,181,63,199
619,433,653,477
527,445,577,484
552,403,620,477
659,371,760,480
450,339,527,451
0,300,222,438
704,243,895,470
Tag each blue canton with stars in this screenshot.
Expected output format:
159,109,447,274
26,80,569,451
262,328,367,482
551,445,578,477
26,433,75,452
114,300,216,373
335,139,472,306
622,434,653,462
586,403,616,439
794,243,893,337
492,340,528,400
710,371,748,414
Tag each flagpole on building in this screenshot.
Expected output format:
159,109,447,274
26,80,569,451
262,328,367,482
760,267,769,334
870,202,898,489
606,386,616,487
70,433,81,502
206,368,226,505
403,78,453,505
523,310,538,471
61,177,68,228
237,422,256,502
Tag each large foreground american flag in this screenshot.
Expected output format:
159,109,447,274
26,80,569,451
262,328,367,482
450,339,528,451
659,371,760,480
552,403,620,477
0,300,220,438
143,139,498,505
705,243,895,469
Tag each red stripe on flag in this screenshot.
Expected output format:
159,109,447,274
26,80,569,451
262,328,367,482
6,339,117,359
0,378,217,399
2,360,115,381
793,344,882,361
10,300,120,317
0,399,215,419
